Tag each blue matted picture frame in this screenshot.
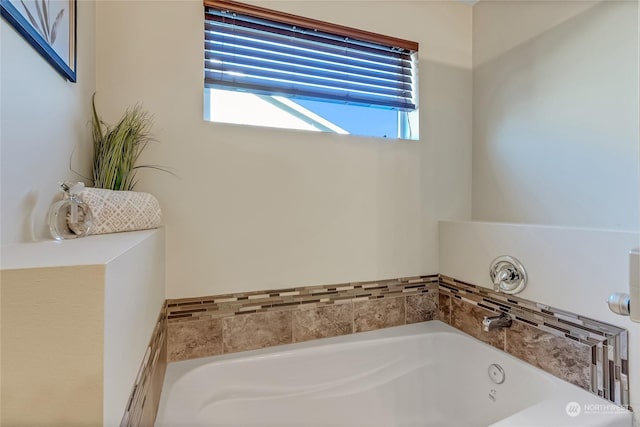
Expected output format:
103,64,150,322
1,0,77,82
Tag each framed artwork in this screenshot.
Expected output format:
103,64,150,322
1,0,76,82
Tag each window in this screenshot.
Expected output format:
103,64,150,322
203,0,419,140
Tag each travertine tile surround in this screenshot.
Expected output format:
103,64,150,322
123,274,627,426
166,276,440,360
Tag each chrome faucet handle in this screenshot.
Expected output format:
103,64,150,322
490,256,527,295
493,269,511,292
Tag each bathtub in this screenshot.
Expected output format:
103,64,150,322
155,321,631,426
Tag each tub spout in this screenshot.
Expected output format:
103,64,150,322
482,312,512,332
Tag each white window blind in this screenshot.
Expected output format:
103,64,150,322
204,1,418,111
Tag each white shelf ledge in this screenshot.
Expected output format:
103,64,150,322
1,229,161,270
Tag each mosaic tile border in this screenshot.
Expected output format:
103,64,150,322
439,275,629,408
167,275,440,322
121,304,167,427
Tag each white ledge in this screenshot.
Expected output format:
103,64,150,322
1,228,161,270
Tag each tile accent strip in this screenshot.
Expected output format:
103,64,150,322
166,275,440,361
167,276,439,320
439,275,629,408
120,304,167,427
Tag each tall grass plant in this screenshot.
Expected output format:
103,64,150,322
91,94,168,191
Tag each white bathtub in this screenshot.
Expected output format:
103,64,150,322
156,321,631,427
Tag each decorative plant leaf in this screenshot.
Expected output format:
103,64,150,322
41,0,50,38
19,1,44,40
50,8,64,44
91,93,104,143
33,0,48,43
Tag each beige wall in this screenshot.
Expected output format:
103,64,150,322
95,0,473,298
472,0,640,230
0,0,96,244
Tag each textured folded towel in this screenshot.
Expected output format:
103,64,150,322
78,188,161,235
